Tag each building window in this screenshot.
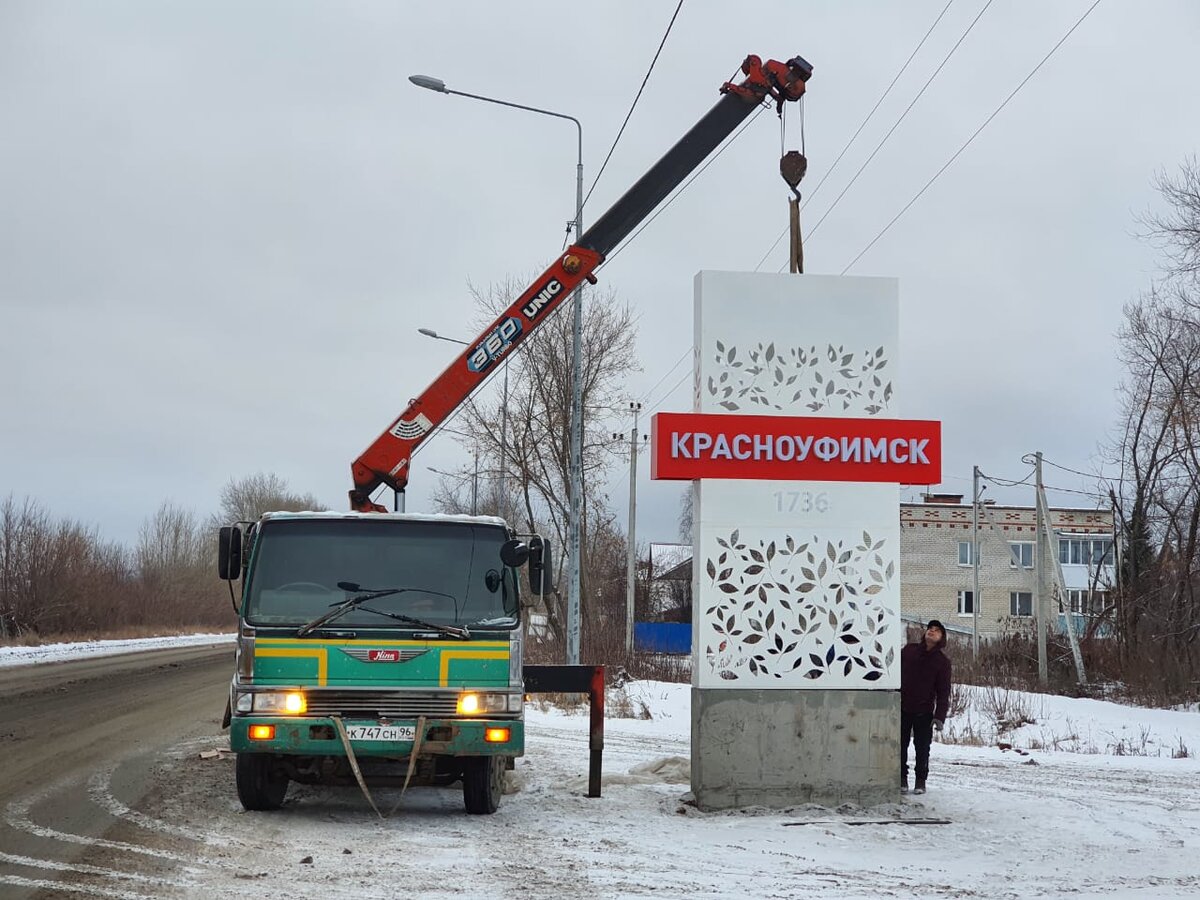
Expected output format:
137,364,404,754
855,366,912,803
1065,589,1108,615
1058,537,1114,566
1009,542,1034,569
957,541,974,566
957,590,975,615
1010,591,1033,617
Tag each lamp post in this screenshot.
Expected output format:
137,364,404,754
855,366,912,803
411,75,585,665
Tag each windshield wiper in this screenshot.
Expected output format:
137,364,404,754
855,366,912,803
353,605,470,640
296,583,466,639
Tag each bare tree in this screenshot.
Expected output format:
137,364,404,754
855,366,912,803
678,487,694,543
0,495,137,637
1142,156,1200,281
217,473,326,523
432,276,640,650
1109,161,1200,697
136,501,217,623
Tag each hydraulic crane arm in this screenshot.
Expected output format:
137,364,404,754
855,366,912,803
350,53,812,512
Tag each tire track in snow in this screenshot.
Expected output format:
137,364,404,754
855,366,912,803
88,767,215,843
0,850,195,889
4,788,195,862
0,874,156,900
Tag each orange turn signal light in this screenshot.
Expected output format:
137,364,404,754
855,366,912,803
485,727,511,743
248,724,275,741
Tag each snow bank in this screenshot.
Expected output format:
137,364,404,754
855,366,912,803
0,632,235,667
948,684,1200,758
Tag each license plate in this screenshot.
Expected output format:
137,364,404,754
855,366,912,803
345,724,416,742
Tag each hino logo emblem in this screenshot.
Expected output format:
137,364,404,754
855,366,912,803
340,647,428,664
521,278,563,320
467,316,522,373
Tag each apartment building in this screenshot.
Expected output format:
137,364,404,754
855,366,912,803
900,494,1115,638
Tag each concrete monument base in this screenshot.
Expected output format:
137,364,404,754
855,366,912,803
690,687,900,810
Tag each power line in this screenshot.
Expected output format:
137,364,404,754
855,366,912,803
753,0,955,271
783,0,995,273
582,0,685,213
1042,483,1114,502
980,467,1036,487
841,0,1103,274
1039,456,1111,480
645,367,693,417
638,347,690,406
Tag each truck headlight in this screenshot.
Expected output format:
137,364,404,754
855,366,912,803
457,692,522,715
249,691,307,714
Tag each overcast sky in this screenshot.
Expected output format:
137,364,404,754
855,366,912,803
3,1,1198,550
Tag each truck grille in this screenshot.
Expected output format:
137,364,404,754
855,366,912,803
303,690,459,719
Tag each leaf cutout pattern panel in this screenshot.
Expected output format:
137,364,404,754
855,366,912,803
699,525,898,687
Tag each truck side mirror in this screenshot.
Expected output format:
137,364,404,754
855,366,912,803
500,538,530,567
218,526,243,580
528,535,553,596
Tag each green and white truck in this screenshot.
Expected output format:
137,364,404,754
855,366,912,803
219,511,548,814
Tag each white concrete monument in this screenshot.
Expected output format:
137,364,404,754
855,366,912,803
652,271,940,809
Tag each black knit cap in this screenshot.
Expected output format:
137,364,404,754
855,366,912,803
925,619,947,648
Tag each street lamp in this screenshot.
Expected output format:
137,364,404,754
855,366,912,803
428,458,479,516
411,76,585,665
417,327,465,344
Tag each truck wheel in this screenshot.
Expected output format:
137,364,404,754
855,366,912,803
236,753,289,811
462,756,504,814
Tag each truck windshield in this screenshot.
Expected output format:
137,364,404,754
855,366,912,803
244,518,518,630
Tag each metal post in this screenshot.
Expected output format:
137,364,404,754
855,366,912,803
471,450,479,517
625,403,642,655
567,141,584,666
1035,451,1048,685
972,465,980,659
499,364,508,519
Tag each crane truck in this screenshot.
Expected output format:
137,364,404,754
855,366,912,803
217,53,812,815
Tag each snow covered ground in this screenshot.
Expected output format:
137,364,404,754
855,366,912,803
0,632,234,667
5,635,1200,898
116,681,1200,897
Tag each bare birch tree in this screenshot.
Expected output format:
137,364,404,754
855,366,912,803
431,276,640,651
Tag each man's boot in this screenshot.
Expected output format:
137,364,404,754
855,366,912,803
913,778,926,795
900,774,909,795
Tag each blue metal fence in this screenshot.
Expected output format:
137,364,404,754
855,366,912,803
634,622,691,655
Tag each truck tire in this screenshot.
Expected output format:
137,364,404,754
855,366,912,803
236,752,289,811
462,756,504,815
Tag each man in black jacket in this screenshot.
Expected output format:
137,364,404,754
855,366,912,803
900,620,952,795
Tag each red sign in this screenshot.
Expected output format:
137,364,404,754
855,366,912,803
367,650,400,662
651,412,941,484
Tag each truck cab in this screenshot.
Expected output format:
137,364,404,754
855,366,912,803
220,511,548,814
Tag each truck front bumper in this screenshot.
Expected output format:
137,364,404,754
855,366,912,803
230,716,524,757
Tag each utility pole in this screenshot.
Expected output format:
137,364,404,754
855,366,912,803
1035,451,1048,685
972,465,981,659
622,403,642,655
566,142,585,667
471,449,479,517
1035,466,1087,685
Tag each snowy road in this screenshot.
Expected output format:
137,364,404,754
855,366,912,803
2,652,1199,898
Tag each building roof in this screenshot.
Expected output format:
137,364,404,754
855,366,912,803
650,542,693,582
